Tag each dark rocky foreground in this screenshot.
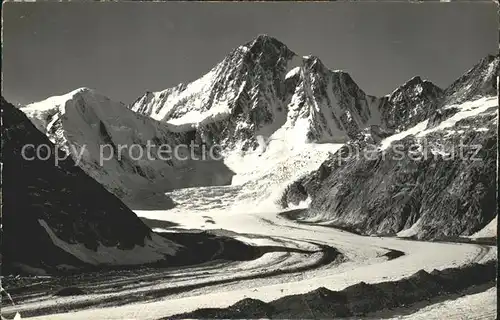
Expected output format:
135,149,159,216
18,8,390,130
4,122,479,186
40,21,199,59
1,231,297,300
1,229,342,318
0,97,178,274
168,260,496,319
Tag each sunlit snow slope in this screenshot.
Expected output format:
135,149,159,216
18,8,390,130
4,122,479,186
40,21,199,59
22,88,234,209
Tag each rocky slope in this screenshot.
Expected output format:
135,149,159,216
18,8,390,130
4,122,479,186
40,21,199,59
169,261,496,319
442,54,499,106
280,54,499,240
1,97,181,275
130,35,397,150
21,88,234,209
381,76,444,131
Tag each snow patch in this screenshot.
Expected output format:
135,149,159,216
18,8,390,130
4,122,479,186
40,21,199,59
288,196,312,210
416,96,497,137
415,84,423,94
468,215,497,239
38,219,179,266
24,88,93,112
379,96,497,151
285,67,300,80
168,103,231,128
397,218,423,238
379,120,429,150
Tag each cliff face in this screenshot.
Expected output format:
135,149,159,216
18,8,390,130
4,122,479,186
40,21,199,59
280,55,499,240
441,54,499,106
1,97,180,275
130,35,393,151
382,76,444,131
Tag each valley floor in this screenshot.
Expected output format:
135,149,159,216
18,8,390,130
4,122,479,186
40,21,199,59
2,188,496,319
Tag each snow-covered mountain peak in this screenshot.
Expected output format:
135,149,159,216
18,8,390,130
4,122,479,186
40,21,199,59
128,39,496,154
443,53,499,105
300,55,357,87
133,35,295,120
302,54,322,64
388,75,443,101
129,36,390,150
25,87,95,111
404,75,423,84
381,75,444,131
229,34,297,68
25,87,120,113
301,55,337,75
398,76,426,91
21,88,235,207
72,86,95,95
22,87,127,136
245,34,292,52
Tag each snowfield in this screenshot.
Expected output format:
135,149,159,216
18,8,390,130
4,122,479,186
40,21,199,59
18,207,496,320
468,215,497,239
379,96,497,151
38,219,180,266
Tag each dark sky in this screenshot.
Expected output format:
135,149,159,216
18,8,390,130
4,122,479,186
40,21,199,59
3,2,498,106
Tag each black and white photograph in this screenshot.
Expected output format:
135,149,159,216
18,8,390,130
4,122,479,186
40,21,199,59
1,1,498,319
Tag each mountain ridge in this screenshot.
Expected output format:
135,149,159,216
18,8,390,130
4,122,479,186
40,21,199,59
279,51,498,239
1,96,182,274
21,87,235,209
129,35,398,150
